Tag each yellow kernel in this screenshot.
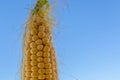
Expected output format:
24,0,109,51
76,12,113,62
37,45,43,50
51,78,57,80
46,42,52,48
31,72,38,77
30,42,37,48
24,60,31,66
52,57,56,62
44,58,50,63
53,71,57,75
31,29,38,35
38,69,45,74
25,66,31,72
25,49,31,55
45,27,51,34
53,67,57,72
44,46,50,52
32,35,39,41
42,37,49,44
25,55,31,61
31,24,38,29
31,55,37,60
46,78,53,80
52,77,57,80
24,44,30,50
30,48,38,54
31,61,37,66
25,72,31,77
43,52,50,58
52,57,56,60
53,73,57,77
35,39,42,45
30,78,38,80
52,61,56,66
26,35,32,43
24,77,30,80
33,17,39,23
38,75,45,79
39,26,45,32
46,74,53,79
36,51,43,57
45,69,52,74
50,50,55,57
45,63,52,69
38,32,45,38
31,66,38,72
38,63,45,68
37,57,43,62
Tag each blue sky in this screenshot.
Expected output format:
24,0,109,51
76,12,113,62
0,0,120,80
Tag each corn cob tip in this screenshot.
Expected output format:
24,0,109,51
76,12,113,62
31,0,49,15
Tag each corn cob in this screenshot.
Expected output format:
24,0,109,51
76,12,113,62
22,0,58,80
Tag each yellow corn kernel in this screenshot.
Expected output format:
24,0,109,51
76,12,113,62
45,63,52,69
31,22,38,28
31,55,37,60
38,69,45,74
31,66,38,72
24,44,30,50
53,72,57,75
25,66,31,72
46,74,52,79
25,71,31,77
50,78,57,80
37,57,43,62
24,61,31,66
53,67,57,72
24,77,31,80
30,29,38,35
31,61,37,66
25,55,31,61
30,78,38,80
35,39,42,45
45,27,51,35
46,42,52,48
30,42,37,48
31,72,38,77
38,32,45,38
38,75,45,79
38,63,45,68
43,52,50,58
37,45,43,50
44,58,50,63
30,48,38,54
45,69,52,74
26,35,32,43
25,49,31,55
39,26,45,32
44,46,50,52
45,78,53,80
42,37,49,44
52,61,56,66
32,35,39,41
36,51,43,57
